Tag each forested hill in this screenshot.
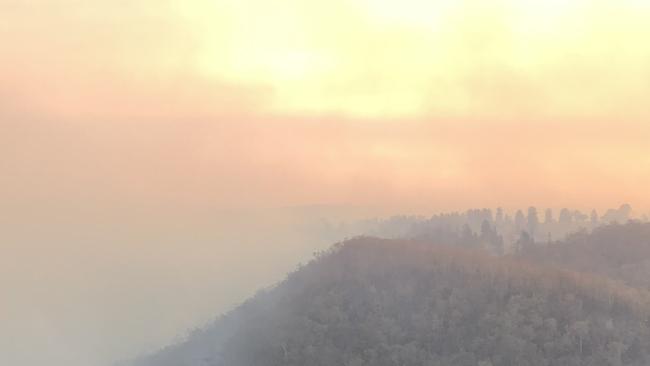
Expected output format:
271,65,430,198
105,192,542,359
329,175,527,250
133,237,650,366
519,222,650,291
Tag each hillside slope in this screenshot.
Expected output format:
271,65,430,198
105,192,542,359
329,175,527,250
134,238,650,366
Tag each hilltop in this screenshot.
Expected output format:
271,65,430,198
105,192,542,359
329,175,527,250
133,235,650,366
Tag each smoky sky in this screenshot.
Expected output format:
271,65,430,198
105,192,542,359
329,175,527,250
3,1,650,365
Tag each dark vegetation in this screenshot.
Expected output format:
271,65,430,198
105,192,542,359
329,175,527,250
134,221,650,366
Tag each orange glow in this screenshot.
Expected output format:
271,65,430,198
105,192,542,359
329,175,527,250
2,0,650,211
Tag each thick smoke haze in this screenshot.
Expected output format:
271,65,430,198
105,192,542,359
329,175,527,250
1,205,380,366
4,0,650,211
3,0,650,365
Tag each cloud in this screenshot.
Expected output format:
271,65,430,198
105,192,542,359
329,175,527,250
174,0,650,118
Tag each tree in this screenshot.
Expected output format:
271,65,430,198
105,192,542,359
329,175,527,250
515,210,526,232
480,220,504,256
544,209,554,224
527,207,539,239
559,208,573,224
459,224,478,249
570,321,589,356
495,207,504,225
515,231,533,254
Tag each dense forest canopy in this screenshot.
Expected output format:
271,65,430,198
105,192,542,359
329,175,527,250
519,222,650,291
132,221,650,366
